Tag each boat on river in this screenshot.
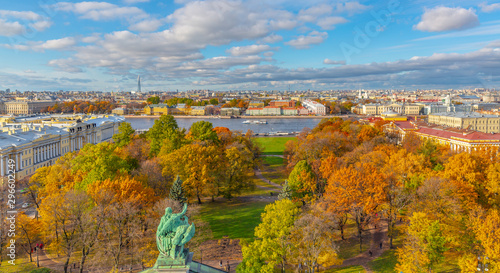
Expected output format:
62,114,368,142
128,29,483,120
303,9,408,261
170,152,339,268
242,120,267,124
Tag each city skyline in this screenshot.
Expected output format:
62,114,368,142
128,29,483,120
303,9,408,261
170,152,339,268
0,0,500,91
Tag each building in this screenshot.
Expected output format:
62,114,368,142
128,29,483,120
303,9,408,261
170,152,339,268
190,106,206,116
3,100,56,115
298,107,309,115
262,106,281,116
384,119,500,153
302,100,327,115
137,75,141,93
428,112,500,133
246,108,263,116
269,100,295,107
144,104,172,115
0,115,124,182
282,107,298,116
112,107,128,115
356,103,422,116
220,108,241,116
249,101,264,108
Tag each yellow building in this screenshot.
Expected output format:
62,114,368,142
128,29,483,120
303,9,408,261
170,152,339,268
249,101,264,107
359,103,422,115
0,115,123,183
3,100,56,114
428,112,500,133
144,104,172,115
190,106,206,116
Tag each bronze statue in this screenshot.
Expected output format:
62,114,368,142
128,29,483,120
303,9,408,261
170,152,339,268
156,203,195,259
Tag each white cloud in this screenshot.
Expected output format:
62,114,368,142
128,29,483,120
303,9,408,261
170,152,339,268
317,16,348,30
260,34,283,44
285,31,327,49
0,19,24,36
0,9,52,36
129,19,164,32
479,2,500,12
2,37,76,52
227,45,272,56
414,6,479,32
55,2,147,21
298,4,333,22
123,0,150,4
323,59,346,65
334,2,370,15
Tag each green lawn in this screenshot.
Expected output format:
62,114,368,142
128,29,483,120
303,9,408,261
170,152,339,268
261,156,287,185
324,265,366,273
198,200,270,240
253,137,296,155
0,258,52,273
368,249,398,273
336,236,369,260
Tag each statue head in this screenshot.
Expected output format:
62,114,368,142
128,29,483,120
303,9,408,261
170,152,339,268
165,207,172,215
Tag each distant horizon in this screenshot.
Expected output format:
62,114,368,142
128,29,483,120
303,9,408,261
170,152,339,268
1,1,500,91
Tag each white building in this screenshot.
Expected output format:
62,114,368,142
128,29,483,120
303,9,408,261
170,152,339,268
302,100,327,115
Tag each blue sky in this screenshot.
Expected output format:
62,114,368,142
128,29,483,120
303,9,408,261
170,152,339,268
0,0,500,91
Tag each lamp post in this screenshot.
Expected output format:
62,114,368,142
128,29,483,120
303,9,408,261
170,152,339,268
477,255,489,272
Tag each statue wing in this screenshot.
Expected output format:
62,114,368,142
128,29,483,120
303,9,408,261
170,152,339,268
180,223,195,245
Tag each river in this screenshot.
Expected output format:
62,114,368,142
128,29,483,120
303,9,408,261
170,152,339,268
125,117,327,134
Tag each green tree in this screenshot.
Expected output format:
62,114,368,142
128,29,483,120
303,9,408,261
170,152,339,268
188,121,219,143
71,142,136,190
169,175,187,205
147,114,183,156
278,180,292,200
288,160,316,201
209,98,219,105
218,144,254,200
147,96,160,105
239,199,300,273
112,122,135,147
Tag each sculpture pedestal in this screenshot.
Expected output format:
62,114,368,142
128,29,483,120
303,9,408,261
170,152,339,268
140,250,193,273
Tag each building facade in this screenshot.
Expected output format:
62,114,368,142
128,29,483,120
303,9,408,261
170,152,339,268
302,100,327,115
3,100,56,115
428,112,500,133
0,115,124,183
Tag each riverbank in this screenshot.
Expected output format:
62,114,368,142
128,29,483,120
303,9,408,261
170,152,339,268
124,115,345,119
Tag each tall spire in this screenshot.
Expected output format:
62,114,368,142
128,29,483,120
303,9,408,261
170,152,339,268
137,75,141,93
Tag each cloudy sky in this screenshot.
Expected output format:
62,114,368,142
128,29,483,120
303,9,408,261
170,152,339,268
1,0,500,91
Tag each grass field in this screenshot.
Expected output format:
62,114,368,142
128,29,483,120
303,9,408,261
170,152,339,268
198,200,269,240
253,137,296,155
368,249,398,273
261,156,287,184
324,265,366,273
0,258,51,273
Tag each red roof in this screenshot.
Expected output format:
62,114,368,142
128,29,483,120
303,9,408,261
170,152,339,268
417,127,500,141
282,107,297,110
247,108,263,110
393,121,416,130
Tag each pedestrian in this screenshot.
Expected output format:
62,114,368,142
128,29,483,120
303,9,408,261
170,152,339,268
369,250,373,257
227,261,230,272
40,243,44,250
219,260,223,268
379,242,383,249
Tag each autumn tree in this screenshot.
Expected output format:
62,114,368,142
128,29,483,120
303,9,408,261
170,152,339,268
218,143,255,200
15,212,41,262
146,96,160,105
396,212,448,273
324,163,387,251
162,144,221,204
113,122,135,147
290,212,341,273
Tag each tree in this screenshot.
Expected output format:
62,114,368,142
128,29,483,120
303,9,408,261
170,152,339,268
209,98,219,105
113,122,135,147
239,199,300,273
218,143,254,200
71,142,136,190
396,212,448,273
169,175,187,205
290,213,341,273
324,163,387,251
39,190,90,273
401,132,422,154
162,144,221,204
147,96,160,105
15,212,41,262
188,121,219,144
278,180,292,200
288,160,316,201
147,114,183,156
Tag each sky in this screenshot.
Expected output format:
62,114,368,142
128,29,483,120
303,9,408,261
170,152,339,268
0,0,500,91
